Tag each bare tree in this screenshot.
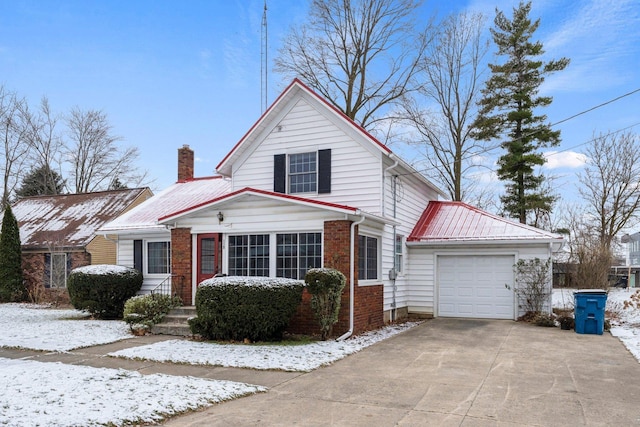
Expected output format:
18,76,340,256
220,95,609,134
64,107,146,193
404,11,489,201
0,86,30,206
275,0,432,129
21,97,65,195
578,131,640,249
562,204,613,289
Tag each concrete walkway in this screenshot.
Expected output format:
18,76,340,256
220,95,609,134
2,319,639,425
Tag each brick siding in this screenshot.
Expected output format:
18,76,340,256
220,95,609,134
22,251,91,305
171,228,193,303
287,220,383,337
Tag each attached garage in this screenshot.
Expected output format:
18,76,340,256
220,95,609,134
406,201,564,320
437,255,515,319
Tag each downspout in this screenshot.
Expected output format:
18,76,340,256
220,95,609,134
385,156,400,322
337,212,365,341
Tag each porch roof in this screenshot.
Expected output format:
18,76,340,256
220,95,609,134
99,177,231,233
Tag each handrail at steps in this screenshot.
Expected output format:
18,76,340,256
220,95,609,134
150,274,185,297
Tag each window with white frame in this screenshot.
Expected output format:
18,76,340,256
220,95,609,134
50,253,67,288
277,232,322,279
395,234,403,273
228,234,270,276
289,152,317,194
147,241,171,274
358,235,378,281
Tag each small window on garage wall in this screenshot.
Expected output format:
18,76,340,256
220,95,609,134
395,235,403,273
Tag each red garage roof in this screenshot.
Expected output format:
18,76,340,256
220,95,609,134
408,201,562,242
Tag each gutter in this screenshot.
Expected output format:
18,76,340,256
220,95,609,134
337,212,366,341
384,155,400,322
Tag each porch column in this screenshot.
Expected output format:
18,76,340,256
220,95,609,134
323,220,353,335
170,228,193,304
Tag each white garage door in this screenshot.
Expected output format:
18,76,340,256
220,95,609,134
438,255,515,319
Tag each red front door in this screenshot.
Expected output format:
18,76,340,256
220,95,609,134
197,233,222,285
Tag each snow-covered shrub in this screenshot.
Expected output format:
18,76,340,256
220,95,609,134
304,268,346,340
190,276,304,342
67,265,142,319
123,293,182,332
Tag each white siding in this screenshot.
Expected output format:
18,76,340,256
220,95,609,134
406,243,552,317
380,156,441,313
115,232,172,295
231,98,384,214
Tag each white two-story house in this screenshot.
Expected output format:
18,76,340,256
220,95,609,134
100,79,562,337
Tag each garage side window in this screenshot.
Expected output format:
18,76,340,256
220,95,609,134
395,235,403,273
358,235,378,281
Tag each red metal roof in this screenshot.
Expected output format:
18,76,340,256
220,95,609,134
408,201,562,242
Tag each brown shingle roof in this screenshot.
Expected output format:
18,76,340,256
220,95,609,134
11,188,151,250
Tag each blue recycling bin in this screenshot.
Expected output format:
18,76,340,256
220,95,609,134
574,290,608,335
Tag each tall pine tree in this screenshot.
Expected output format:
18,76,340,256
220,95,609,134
0,205,26,302
473,1,568,223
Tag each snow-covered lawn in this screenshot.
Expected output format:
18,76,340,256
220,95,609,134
0,358,265,427
110,322,417,372
0,303,418,426
0,303,132,351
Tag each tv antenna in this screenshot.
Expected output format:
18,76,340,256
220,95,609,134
261,1,268,113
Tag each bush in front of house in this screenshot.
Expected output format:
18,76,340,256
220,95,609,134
123,293,182,333
304,268,346,340
189,276,304,341
67,265,143,319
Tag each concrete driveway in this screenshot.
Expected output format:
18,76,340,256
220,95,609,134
165,318,640,426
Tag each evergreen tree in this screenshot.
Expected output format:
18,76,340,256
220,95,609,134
472,1,568,223
15,164,65,198
0,205,26,302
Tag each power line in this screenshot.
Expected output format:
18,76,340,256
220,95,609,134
401,87,640,178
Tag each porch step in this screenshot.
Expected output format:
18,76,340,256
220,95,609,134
151,306,198,337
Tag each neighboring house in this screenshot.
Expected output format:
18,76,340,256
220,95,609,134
12,188,153,303
100,79,563,336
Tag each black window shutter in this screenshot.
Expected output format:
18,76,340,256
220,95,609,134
134,240,143,273
274,154,286,193
65,253,72,287
318,149,331,194
44,253,51,288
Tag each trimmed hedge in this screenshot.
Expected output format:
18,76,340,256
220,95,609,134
190,276,304,341
123,293,182,333
305,268,346,340
67,265,143,319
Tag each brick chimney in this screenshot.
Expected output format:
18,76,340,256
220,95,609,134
177,144,194,181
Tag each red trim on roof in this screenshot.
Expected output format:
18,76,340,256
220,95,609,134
215,78,391,172
158,187,358,222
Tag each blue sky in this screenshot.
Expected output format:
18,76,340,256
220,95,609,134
1,0,638,202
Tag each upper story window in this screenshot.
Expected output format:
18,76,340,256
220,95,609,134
274,149,331,195
289,152,317,193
